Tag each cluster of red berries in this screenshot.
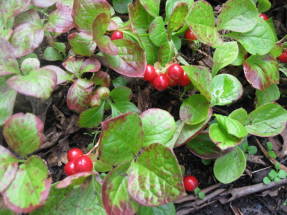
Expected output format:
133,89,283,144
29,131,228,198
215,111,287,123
183,175,199,191
144,64,191,91
64,148,93,176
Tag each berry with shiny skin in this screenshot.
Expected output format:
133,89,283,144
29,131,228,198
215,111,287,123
178,72,191,86
67,148,83,162
64,161,76,176
74,155,93,173
167,64,184,82
144,64,157,82
111,31,123,40
278,50,287,63
152,74,170,91
259,13,269,21
184,176,199,192
185,29,197,41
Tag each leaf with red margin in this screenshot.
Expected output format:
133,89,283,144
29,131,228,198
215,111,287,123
0,146,18,193
186,133,224,159
102,163,139,215
97,39,146,77
68,32,97,56
0,38,19,77
243,55,279,90
92,71,111,87
14,9,40,26
127,143,185,206
56,172,97,188
0,0,31,17
72,0,112,33
3,156,51,213
46,4,74,34
66,79,94,113
3,113,45,157
7,68,57,99
92,13,118,55
99,112,144,166
0,77,17,126
32,0,56,8
42,65,72,85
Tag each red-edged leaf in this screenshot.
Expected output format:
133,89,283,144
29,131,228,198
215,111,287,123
66,79,94,113
32,0,56,7
97,39,146,77
0,146,18,193
102,163,138,215
68,32,97,56
14,9,40,27
0,38,19,76
0,0,31,17
46,4,74,34
93,71,111,87
42,65,72,85
3,113,45,157
56,172,97,188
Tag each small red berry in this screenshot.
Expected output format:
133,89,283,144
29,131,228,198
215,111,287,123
183,176,199,192
259,13,269,21
278,51,287,63
178,72,191,86
144,64,157,82
152,74,170,91
74,155,93,173
167,64,184,82
111,31,123,40
185,29,197,41
67,148,83,162
64,161,76,176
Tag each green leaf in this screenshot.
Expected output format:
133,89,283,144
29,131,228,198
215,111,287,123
112,0,133,14
257,0,271,13
217,0,258,33
263,176,271,184
231,44,247,66
78,102,105,128
167,2,188,35
186,133,222,159
68,32,97,56
3,156,51,213
72,0,111,33
229,108,249,125
165,0,194,22
20,58,40,74
99,112,143,166
0,0,30,18
212,42,239,75
32,176,106,215
110,87,132,102
266,141,273,151
0,146,18,193
158,40,175,66
183,65,212,100
244,55,279,90
211,74,243,106
268,169,277,179
0,78,16,126
227,18,276,55
141,109,176,148
128,143,184,206
149,17,168,47
102,163,138,215
209,123,242,150
214,147,246,184
247,146,257,155
256,84,280,107
110,101,139,117
246,103,287,137
3,113,45,157
180,94,210,125
7,68,57,99
139,0,160,17
43,47,63,61
215,114,248,139
278,170,287,179
138,203,176,215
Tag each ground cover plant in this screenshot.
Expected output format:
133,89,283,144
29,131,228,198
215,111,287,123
0,0,287,214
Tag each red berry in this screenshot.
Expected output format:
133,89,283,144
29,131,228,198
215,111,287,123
152,74,170,91
185,29,197,41
178,72,191,86
167,64,184,82
259,13,269,21
74,155,93,173
111,31,123,40
278,51,287,63
64,161,76,176
67,148,83,161
183,176,199,192
144,64,157,82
